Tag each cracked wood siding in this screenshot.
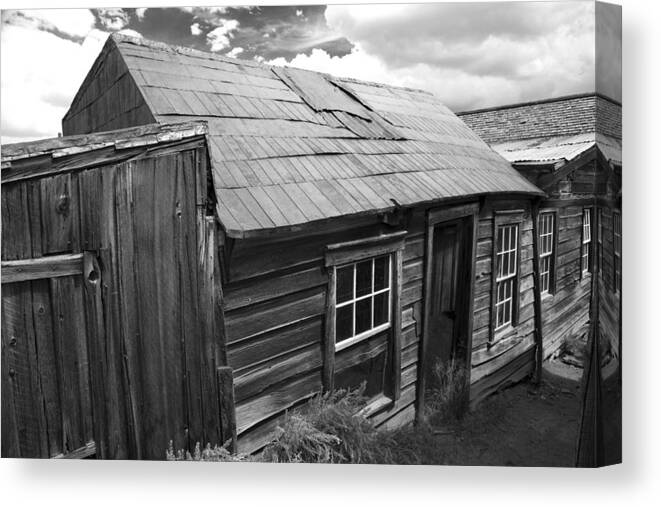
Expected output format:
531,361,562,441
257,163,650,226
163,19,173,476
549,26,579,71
224,212,427,454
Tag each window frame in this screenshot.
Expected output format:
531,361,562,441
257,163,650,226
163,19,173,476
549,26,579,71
613,210,621,293
490,211,523,342
537,210,557,295
324,231,406,400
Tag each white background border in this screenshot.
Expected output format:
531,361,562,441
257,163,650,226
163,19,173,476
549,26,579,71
1,0,658,505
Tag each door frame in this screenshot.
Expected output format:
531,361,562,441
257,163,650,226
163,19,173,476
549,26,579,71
416,202,479,421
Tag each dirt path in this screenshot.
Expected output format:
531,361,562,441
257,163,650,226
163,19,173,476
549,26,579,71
438,362,583,467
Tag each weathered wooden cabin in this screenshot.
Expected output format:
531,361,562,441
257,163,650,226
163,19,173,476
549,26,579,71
1,34,546,459
459,93,622,364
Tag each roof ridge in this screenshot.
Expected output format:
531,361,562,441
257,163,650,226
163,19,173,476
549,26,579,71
110,33,434,97
457,92,621,116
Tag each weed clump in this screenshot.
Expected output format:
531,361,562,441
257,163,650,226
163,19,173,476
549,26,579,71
424,358,469,426
261,386,393,464
166,440,247,462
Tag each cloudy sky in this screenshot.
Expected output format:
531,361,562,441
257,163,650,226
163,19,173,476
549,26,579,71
0,1,621,144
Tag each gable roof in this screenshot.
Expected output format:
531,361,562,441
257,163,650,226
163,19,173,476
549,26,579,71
64,34,543,237
458,93,621,167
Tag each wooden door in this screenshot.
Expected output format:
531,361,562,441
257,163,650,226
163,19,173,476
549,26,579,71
424,218,472,389
1,253,101,458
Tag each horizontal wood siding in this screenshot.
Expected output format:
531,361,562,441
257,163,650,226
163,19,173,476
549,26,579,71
469,199,536,405
539,204,592,358
227,213,426,454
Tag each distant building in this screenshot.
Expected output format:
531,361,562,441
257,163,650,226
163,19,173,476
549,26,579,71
459,92,622,366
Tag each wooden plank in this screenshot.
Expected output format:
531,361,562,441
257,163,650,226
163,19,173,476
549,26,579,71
218,366,237,451
235,369,322,435
225,287,326,343
1,182,32,260
1,253,84,284
30,279,63,457
224,264,326,311
50,275,93,454
228,316,322,372
82,251,107,459
234,344,322,402
40,173,75,254
1,282,44,457
78,169,102,251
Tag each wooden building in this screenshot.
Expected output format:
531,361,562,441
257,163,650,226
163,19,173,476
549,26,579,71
459,93,622,365
1,34,547,459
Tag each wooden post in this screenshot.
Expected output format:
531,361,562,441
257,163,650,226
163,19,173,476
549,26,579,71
217,366,237,453
530,200,544,384
323,267,336,393
391,248,403,401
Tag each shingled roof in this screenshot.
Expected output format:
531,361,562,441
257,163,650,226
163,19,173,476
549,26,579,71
63,34,542,237
458,93,621,167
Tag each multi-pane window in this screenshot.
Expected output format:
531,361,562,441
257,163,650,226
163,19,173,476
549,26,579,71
495,224,518,329
613,212,621,292
581,208,592,274
335,255,391,350
538,213,555,294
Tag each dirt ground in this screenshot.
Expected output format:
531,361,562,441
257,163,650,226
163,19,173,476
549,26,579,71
437,361,584,467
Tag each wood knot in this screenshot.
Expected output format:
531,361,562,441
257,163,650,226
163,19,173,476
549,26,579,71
56,194,70,215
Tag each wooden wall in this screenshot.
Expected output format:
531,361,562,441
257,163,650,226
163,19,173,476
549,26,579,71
1,140,228,459
539,204,592,358
597,207,621,360
223,211,428,454
61,39,154,136
469,198,537,405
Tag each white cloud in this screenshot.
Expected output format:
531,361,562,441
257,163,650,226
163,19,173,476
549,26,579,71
296,10,303,17
2,9,95,39
190,22,202,36
118,28,142,39
321,2,597,110
135,8,147,20
226,47,244,58
1,25,109,143
96,8,129,31
206,19,239,52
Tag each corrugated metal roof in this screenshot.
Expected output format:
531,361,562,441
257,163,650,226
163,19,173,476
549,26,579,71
490,133,621,166
109,35,543,236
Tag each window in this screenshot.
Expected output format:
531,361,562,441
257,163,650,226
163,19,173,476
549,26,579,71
581,208,592,274
495,224,519,329
335,255,392,350
613,211,621,292
324,232,405,401
538,212,555,294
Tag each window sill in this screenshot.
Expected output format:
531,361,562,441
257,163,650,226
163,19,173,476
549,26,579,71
335,323,390,352
357,394,393,418
491,324,518,345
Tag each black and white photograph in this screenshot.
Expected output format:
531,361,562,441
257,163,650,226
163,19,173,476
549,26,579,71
1,0,623,470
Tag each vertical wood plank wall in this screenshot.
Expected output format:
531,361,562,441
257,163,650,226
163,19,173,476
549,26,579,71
61,42,154,136
1,141,227,459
